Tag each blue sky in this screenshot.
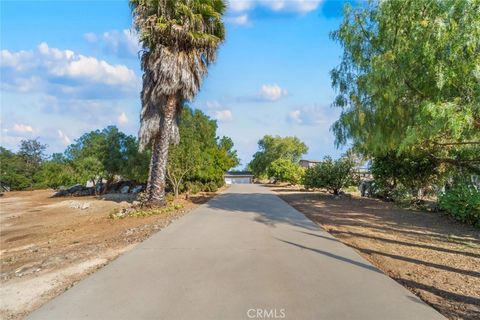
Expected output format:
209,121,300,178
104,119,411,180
1,0,353,168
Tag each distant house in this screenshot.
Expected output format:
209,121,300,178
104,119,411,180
299,159,321,168
224,171,254,185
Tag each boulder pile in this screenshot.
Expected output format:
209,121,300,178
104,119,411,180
53,182,145,197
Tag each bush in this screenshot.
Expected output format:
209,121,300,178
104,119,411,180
204,181,218,192
303,156,355,195
185,181,202,194
370,153,438,200
267,159,304,184
439,185,480,226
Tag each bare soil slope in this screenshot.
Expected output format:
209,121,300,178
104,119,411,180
0,189,219,319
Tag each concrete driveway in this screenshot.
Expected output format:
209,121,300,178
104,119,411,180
29,184,444,320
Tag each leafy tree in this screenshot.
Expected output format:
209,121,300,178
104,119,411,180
303,156,355,195
167,107,239,195
120,138,150,183
66,126,147,193
34,154,78,189
17,139,47,186
249,135,308,178
131,0,227,206
267,159,304,184
370,152,439,198
331,0,480,174
0,147,31,190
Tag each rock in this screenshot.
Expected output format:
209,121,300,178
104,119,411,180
68,201,91,210
131,185,143,194
120,186,130,194
53,184,94,197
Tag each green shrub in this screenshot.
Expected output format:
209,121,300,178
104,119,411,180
204,181,218,192
267,159,304,184
439,185,480,226
185,181,202,194
303,156,355,195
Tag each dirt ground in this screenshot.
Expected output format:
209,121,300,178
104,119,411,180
0,188,221,320
270,185,480,320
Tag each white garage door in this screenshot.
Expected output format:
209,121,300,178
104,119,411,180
225,177,251,184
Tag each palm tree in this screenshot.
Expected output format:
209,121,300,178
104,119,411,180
130,0,226,206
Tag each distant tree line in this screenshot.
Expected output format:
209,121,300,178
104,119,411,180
0,107,239,196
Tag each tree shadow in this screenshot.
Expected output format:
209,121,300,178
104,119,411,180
204,191,320,231
277,191,480,244
276,238,383,274
96,193,138,203
329,230,480,259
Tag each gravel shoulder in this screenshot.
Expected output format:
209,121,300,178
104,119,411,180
270,185,480,320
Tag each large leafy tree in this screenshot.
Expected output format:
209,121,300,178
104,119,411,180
131,0,227,206
331,0,480,173
167,107,239,195
249,135,308,178
66,126,145,193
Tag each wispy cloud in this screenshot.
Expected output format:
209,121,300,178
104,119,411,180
229,0,322,14
214,109,233,122
286,105,339,126
13,123,34,133
83,29,141,59
226,14,251,26
57,129,71,145
117,112,129,125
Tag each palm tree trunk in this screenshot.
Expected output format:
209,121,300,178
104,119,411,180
145,94,178,206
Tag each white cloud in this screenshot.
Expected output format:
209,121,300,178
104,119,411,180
0,43,139,98
206,100,222,110
227,14,250,26
102,29,141,59
57,129,71,145
13,123,34,133
287,105,337,126
83,29,141,59
214,109,233,122
118,112,129,125
287,110,302,124
228,0,322,14
83,32,97,43
230,1,254,12
258,84,288,101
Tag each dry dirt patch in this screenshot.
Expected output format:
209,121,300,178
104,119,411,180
0,189,221,319
271,185,480,320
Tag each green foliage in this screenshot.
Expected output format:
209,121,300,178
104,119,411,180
249,135,308,178
303,156,355,195
131,0,226,53
0,147,31,190
331,0,480,173
439,185,480,226
168,107,239,195
66,126,148,191
370,152,439,199
34,155,78,189
267,159,304,184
